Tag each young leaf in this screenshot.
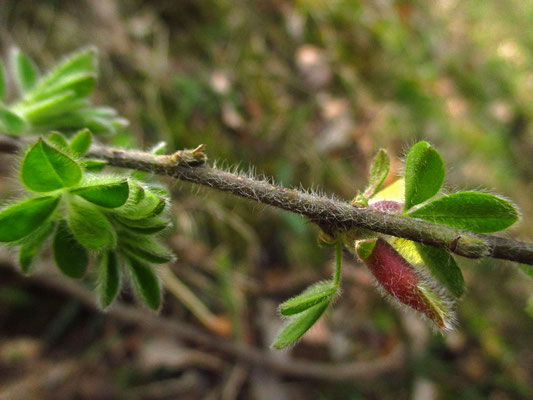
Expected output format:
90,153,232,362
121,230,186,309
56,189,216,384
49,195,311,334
48,131,69,149
415,243,465,298
0,106,25,134
22,91,79,122
126,256,161,310
122,241,173,264
280,281,337,316
115,190,165,220
18,222,55,274
31,72,95,102
70,179,129,208
36,47,97,91
115,216,169,234
69,129,92,156
272,300,329,349
82,159,107,172
0,196,59,242
67,199,116,249
53,221,89,278
11,48,38,93
98,251,121,308
408,192,519,233
0,60,5,102
21,138,82,192
363,149,390,198
404,141,445,211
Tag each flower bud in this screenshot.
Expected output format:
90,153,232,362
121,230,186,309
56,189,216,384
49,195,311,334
356,238,454,330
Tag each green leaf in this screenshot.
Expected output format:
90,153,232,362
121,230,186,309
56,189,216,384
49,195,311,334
115,216,169,234
126,256,161,310
98,251,121,308
82,159,107,172
36,47,97,91
115,190,165,220
0,60,6,102
11,48,38,93
280,281,337,316
414,243,465,298
31,73,95,102
21,138,82,192
0,196,59,242
53,221,89,278
67,199,116,249
122,241,173,264
22,91,80,122
48,132,69,149
18,222,55,274
69,129,92,156
272,300,329,349
70,179,129,208
404,141,445,211
364,149,390,198
0,106,25,134
408,192,519,233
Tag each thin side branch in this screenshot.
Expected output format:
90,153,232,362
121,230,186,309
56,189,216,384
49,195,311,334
1,134,533,265
0,258,404,381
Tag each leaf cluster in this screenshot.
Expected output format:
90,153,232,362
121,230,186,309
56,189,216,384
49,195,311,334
0,48,127,135
0,132,173,310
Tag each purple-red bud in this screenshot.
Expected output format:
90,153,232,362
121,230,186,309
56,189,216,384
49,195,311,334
357,238,453,330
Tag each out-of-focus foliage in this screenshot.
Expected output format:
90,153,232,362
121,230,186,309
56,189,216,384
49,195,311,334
0,0,532,398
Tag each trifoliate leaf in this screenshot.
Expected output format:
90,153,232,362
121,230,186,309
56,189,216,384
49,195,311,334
47,131,69,149
364,149,390,198
0,196,59,242
67,199,116,249
11,48,38,93
126,256,161,310
0,106,25,134
98,251,121,308
18,222,55,274
272,300,329,349
70,179,129,208
21,138,82,192
280,281,337,316
408,192,519,233
69,129,92,156
404,141,445,211
53,221,88,278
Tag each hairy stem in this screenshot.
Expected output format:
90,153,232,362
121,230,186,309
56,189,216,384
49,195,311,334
1,134,533,266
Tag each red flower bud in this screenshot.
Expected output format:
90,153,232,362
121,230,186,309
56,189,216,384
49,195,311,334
357,238,454,330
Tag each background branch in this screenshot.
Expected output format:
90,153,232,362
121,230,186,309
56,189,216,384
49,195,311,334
1,134,532,265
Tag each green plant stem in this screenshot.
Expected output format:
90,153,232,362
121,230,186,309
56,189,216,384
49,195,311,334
333,240,343,287
1,134,533,265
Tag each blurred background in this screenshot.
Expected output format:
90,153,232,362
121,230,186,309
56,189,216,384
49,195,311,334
0,0,532,399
